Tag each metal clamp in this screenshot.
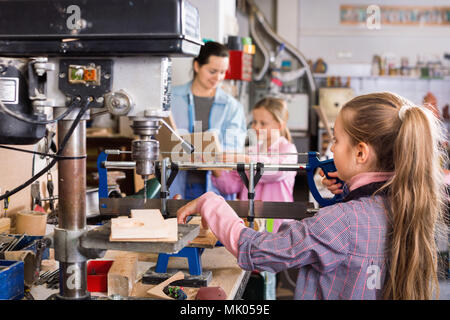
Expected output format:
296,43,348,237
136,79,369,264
53,227,105,263
236,162,264,225
155,159,179,217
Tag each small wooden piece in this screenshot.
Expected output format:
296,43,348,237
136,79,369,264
107,253,138,297
0,218,11,234
188,216,217,248
146,271,184,300
110,209,178,242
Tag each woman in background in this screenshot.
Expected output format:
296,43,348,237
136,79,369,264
169,41,247,200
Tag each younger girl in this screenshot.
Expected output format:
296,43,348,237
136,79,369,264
178,92,447,300
212,97,298,233
211,97,297,300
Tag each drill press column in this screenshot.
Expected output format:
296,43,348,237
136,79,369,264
56,115,89,299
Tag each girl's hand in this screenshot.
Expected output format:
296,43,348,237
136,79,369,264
319,169,344,195
177,197,208,229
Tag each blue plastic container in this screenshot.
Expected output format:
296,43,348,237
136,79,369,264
0,260,24,300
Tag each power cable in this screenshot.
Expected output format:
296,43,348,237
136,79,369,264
0,97,92,201
0,97,80,125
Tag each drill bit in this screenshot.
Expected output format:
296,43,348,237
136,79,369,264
143,177,148,204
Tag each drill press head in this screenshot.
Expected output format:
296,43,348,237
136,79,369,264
130,116,162,181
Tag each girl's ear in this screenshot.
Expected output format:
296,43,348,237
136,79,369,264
355,142,371,165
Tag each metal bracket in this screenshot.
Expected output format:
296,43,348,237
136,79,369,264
236,162,264,224
53,227,105,263
155,159,179,217
154,161,179,191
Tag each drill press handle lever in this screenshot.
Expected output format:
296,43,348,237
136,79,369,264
306,152,345,207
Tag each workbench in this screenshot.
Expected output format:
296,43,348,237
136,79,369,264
103,246,250,300
28,245,250,300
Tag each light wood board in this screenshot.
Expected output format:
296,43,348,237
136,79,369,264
110,209,177,242
146,271,184,300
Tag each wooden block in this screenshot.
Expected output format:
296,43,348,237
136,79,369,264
107,253,138,297
188,216,217,248
146,271,184,300
110,209,178,242
0,218,11,234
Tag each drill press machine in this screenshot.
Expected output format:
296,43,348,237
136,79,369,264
0,0,202,299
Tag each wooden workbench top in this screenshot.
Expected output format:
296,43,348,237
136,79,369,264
102,246,248,300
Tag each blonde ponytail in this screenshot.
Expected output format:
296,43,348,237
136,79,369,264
383,106,447,299
340,92,447,300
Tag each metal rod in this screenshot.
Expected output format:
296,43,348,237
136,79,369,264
102,161,307,171
160,151,310,156
9,233,25,251
104,149,132,155
172,162,306,171
102,161,136,169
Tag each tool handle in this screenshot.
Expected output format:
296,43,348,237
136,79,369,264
306,152,345,207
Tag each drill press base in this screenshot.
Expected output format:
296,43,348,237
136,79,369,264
142,268,212,287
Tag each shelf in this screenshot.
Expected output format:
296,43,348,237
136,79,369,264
313,73,450,81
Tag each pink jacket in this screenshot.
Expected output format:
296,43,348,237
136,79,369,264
211,136,297,232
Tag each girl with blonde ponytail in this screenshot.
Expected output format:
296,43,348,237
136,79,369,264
324,92,448,299
177,91,447,300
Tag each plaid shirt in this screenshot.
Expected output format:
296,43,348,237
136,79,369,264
237,194,389,300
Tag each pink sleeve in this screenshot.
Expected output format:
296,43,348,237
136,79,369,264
197,192,246,257
211,170,244,195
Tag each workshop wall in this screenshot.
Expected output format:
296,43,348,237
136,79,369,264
298,0,450,64
0,140,58,218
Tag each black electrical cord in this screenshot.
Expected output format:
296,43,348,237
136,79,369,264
0,145,86,160
0,97,80,125
0,97,92,201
